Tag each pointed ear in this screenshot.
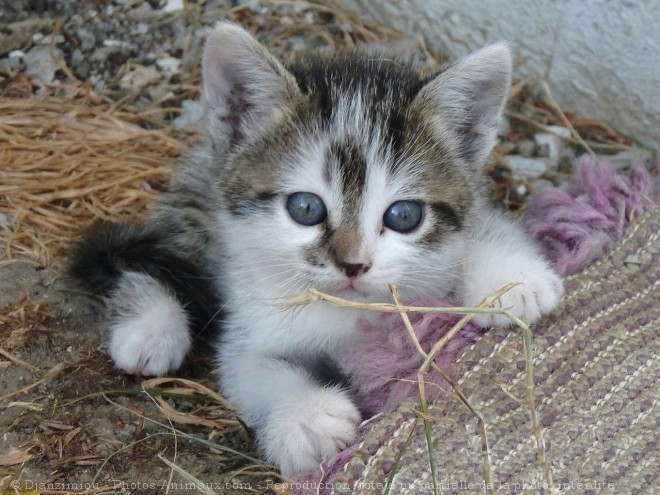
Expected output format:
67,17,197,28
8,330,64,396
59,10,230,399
413,43,512,168
201,22,300,146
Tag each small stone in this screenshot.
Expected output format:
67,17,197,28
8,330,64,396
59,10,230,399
506,155,550,179
4,50,26,71
534,127,569,169
280,15,295,26
134,22,149,35
497,141,516,154
71,49,90,79
162,0,184,12
91,46,113,63
546,125,571,139
146,86,167,102
94,78,106,93
517,139,536,157
36,34,65,45
119,64,161,91
103,39,127,48
0,212,10,227
77,28,96,52
71,48,84,67
156,56,181,79
303,12,315,24
173,99,204,128
127,2,156,22
24,45,63,82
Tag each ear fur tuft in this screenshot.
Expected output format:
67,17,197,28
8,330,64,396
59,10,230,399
414,42,512,168
201,22,300,147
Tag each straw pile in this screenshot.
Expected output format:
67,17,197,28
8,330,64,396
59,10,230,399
0,85,193,266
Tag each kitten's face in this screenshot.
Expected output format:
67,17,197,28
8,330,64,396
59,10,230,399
220,94,471,300
201,24,511,300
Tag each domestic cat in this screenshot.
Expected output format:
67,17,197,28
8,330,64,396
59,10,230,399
70,22,563,475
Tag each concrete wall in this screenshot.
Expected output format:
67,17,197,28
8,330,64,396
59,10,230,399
340,0,660,150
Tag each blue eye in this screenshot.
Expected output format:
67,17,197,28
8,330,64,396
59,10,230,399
287,192,327,226
383,200,423,233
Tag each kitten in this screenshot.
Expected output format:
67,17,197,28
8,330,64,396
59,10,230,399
70,22,563,475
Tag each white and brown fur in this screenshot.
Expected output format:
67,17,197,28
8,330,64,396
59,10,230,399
70,23,563,475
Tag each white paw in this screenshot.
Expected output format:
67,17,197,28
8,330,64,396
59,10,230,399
464,259,564,328
262,387,360,476
107,272,191,376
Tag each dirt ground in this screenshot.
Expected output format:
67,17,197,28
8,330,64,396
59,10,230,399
0,260,281,494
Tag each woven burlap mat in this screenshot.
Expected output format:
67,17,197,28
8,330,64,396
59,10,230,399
325,208,659,495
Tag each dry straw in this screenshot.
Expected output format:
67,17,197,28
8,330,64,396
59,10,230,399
0,91,192,265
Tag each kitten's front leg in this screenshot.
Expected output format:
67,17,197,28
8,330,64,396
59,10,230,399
220,351,359,476
107,272,191,375
461,210,564,328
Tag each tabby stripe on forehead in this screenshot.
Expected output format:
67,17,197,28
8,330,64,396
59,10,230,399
329,141,367,200
231,192,278,216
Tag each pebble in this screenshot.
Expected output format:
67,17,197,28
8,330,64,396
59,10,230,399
119,64,162,91
173,100,205,128
5,50,26,71
146,87,172,103
162,0,184,12
126,2,156,22
33,33,65,45
517,139,536,157
534,126,570,169
23,45,63,83
70,48,84,67
156,56,181,79
497,141,517,154
545,125,572,139
76,28,96,51
134,22,149,35
93,78,106,93
506,155,551,179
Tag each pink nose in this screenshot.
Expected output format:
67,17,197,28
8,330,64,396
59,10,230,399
338,262,371,278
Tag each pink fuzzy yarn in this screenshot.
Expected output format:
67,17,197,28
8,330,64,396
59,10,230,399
525,155,656,276
341,302,483,416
